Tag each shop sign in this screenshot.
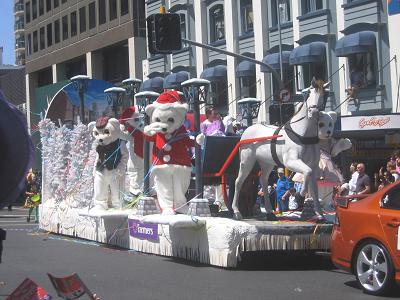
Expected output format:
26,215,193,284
128,219,158,241
341,114,400,131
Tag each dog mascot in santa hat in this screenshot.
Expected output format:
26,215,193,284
144,90,195,215
88,117,128,210
119,106,145,198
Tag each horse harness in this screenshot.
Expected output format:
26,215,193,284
270,108,320,168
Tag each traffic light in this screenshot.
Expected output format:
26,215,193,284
147,13,182,54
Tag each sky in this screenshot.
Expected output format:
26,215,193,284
0,0,15,65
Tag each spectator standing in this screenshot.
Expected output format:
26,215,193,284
200,107,225,136
355,163,371,194
387,161,399,181
275,168,293,213
342,162,358,195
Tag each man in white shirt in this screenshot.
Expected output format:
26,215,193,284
341,162,358,195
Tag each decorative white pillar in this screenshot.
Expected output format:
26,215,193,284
25,73,31,134
194,0,208,77
388,10,400,112
128,37,146,79
86,52,92,78
52,64,57,83
225,0,239,118
253,0,271,122
336,0,348,115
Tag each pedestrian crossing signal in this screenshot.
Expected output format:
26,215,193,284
147,13,182,54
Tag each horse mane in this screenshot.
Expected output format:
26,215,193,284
313,79,325,93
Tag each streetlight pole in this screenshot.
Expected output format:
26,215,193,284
104,87,127,118
134,91,160,196
70,75,90,124
181,78,210,198
122,78,142,106
277,0,284,86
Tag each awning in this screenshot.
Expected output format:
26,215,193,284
235,60,255,78
140,77,164,94
289,42,326,65
163,71,190,89
200,65,227,81
261,51,291,72
335,31,376,57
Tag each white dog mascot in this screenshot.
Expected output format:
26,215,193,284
144,90,195,215
119,106,145,197
88,117,128,210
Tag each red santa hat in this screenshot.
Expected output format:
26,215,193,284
119,106,138,124
145,90,188,117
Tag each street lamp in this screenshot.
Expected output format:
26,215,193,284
104,87,127,118
70,75,91,124
122,78,142,105
135,91,160,197
238,98,262,127
181,78,210,198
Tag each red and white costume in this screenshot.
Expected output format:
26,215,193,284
144,91,194,214
119,106,145,196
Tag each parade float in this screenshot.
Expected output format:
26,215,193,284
38,77,346,268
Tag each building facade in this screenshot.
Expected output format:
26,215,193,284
142,0,399,172
24,0,147,132
15,0,26,65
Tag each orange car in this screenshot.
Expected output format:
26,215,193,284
331,181,400,295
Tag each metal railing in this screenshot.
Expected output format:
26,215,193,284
14,3,24,13
15,40,25,49
14,21,24,31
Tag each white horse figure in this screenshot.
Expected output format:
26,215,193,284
232,79,330,221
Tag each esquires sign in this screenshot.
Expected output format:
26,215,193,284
341,114,400,132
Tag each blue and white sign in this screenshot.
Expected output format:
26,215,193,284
389,0,400,16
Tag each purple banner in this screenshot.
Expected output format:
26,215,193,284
128,219,158,241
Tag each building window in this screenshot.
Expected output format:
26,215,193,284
46,0,51,12
26,2,31,23
79,6,86,33
54,0,59,8
133,0,145,37
54,19,60,43
71,11,77,36
27,33,32,55
33,31,38,52
89,2,96,29
62,0,67,3
39,27,45,50
47,23,53,46
32,0,37,20
240,76,257,98
39,0,44,15
99,0,106,25
121,0,129,16
109,0,117,20
209,5,225,43
301,0,323,15
296,62,326,91
348,53,376,89
209,81,228,113
240,0,253,34
179,13,186,42
62,15,68,40
271,0,291,27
